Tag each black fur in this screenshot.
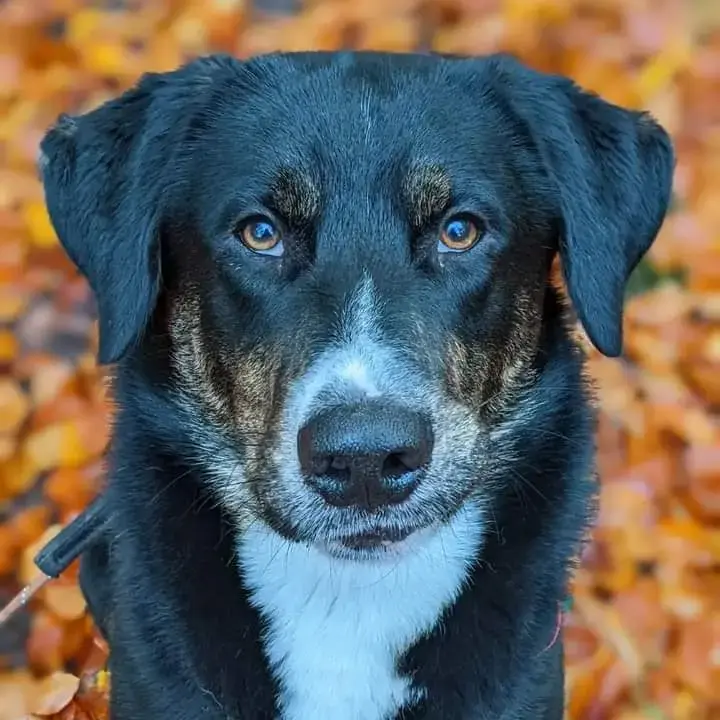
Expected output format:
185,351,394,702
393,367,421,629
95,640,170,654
42,51,674,719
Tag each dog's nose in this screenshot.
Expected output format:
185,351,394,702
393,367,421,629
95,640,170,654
297,402,433,510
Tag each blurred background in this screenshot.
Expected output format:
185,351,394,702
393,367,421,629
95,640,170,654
0,0,718,718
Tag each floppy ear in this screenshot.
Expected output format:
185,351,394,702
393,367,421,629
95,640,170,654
39,55,236,364
490,55,675,357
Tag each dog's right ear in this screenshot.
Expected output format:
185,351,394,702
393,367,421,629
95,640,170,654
39,56,236,364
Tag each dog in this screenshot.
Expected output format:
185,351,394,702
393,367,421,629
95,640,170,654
39,50,674,719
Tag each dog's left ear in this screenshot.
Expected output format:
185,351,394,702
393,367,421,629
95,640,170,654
490,55,675,357
39,56,237,364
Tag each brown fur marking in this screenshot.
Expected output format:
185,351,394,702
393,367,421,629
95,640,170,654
403,163,452,229
271,167,321,225
444,290,542,417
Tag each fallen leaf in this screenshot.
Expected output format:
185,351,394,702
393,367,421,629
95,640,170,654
0,379,29,434
27,672,80,716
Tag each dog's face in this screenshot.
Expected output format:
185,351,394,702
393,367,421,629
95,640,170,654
40,52,673,560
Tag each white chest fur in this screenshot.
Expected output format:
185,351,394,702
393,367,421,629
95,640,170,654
238,505,483,720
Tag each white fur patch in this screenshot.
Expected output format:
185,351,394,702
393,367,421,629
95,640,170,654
339,358,381,397
342,273,380,342
284,275,397,424
238,504,483,720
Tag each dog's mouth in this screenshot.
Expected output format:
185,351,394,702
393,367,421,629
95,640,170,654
341,526,413,548
317,523,438,561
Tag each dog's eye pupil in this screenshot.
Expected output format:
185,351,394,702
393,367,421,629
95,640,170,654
252,221,275,242
439,215,482,253
237,217,283,255
446,220,469,242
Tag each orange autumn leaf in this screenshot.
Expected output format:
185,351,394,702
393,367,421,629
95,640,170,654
43,583,87,623
0,330,19,365
675,614,720,701
22,201,57,250
11,505,53,550
27,359,77,409
0,379,29,434
23,413,110,474
356,17,419,51
0,670,37,720
44,466,101,517
26,612,66,677
0,523,21,576
27,673,80,716
59,616,95,668
0,450,38,501
26,393,90,433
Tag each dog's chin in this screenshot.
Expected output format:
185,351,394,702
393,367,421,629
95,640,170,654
315,522,441,561
258,502,446,561
257,491,475,562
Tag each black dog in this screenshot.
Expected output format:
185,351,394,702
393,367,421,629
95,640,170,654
40,51,673,719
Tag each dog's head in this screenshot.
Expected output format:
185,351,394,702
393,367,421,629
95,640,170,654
40,52,673,560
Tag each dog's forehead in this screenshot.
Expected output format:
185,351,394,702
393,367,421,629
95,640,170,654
266,50,458,99
210,55,512,165
187,53,527,234
245,53,505,151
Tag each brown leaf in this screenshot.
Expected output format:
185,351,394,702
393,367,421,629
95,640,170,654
44,466,100,517
675,614,720,701
43,583,87,623
27,672,80,716
0,670,36,720
26,611,65,677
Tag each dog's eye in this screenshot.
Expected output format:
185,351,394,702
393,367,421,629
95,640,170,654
438,215,484,253
236,216,284,256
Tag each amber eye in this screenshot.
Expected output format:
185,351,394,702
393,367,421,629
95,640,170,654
236,216,284,255
439,215,484,253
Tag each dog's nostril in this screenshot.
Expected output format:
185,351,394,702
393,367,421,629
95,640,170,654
310,456,331,476
296,402,434,510
382,449,419,478
330,456,351,473
389,444,430,475
320,456,352,485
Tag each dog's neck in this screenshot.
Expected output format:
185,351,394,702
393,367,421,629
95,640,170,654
238,507,483,720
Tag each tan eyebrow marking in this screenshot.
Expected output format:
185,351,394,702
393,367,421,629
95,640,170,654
271,168,321,224
403,163,452,229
